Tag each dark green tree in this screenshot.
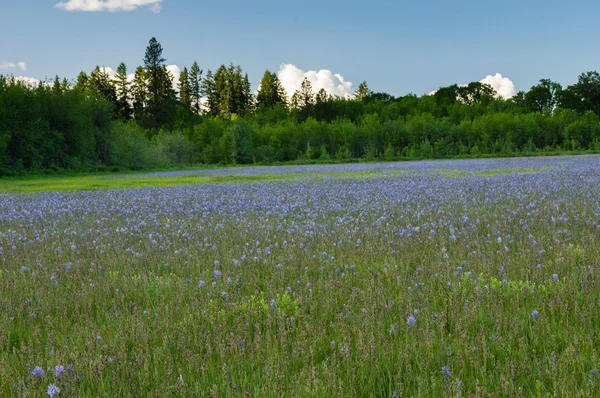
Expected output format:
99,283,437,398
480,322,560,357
132,66,147,122
74,71,89,92
201,69,218,116
314,88,333,121
524,79,562,113
291,77,314,121
143,37,176,129
560,71,600,115
52,75,62,95
114,62,132,120
178,67,192,110
256,70,287,108
190,61,203,114
88,66,117,104
457,82,495,105
204,64,252,118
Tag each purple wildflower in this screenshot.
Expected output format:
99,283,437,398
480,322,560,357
32,367,45,377
47,384,60,397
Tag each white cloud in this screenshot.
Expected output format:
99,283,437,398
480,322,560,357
166,64,181,85
277,64,354,99
7,76,41,87
99,66,117,79
0,61,27,71
479,73,515,99
55,0,163,13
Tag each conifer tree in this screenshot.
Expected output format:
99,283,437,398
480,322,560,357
143,37,176,128
88,66,117,104
115,62,131,120
354,81,373,101
201,70,217,116
256,70,287,108
190,61,203,114
291,77,314,121
132,66,147,122
74,71,88,92
178,67,192,110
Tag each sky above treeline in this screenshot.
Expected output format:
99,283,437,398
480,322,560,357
2,0,600,99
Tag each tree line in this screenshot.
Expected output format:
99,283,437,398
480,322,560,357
1,37,600,174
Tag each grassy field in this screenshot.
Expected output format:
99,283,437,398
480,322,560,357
1,156,599,396
0,169,410,194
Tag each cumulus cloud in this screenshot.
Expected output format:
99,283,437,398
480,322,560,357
7,76,41,87
479,73,515,99
55,0,163,13
0,61,27,71
277,64,354,99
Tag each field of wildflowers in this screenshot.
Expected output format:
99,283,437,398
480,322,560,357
1,155,600,396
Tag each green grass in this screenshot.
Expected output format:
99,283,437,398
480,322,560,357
1,160,600,396
0,169,408,194
438,166,552,178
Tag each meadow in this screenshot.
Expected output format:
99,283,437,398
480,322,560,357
1,155,599,396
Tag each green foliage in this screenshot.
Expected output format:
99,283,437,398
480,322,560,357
114,62,132,121
142,37,177,129
354,80,373,101
256,70,287,109
4,38,600,174
189,61,203,114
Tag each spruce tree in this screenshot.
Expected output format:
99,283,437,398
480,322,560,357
178,67,192,110
200,70,217,116
354,81,373,101
190,61,203,114
88,66,117,104
256,70,287,108
74,71,88,92
132,66,147,123
292,77,314,121
143,37,175,128
115,62,131,120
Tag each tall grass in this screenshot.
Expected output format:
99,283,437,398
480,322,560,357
1,156,599,396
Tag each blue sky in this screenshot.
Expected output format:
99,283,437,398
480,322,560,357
2,0,600,97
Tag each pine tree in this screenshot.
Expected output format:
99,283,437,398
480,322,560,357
314,88,333,121
74,71,88,92
292,77,314,121
201,69,217,116
241,72,252,115
88,66,117,104
202,64,252,118
354,81,373,101
114,62,131,120
315,88,328,104
144,37,166,106
61,77,70,92
256,70,287,108
143,37,176,128
132,66,147,122
178,67,192,110
190,61,203,114
214,65,229,116
52,75,62,95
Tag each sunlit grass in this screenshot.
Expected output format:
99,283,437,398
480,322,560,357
0,169,409,193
